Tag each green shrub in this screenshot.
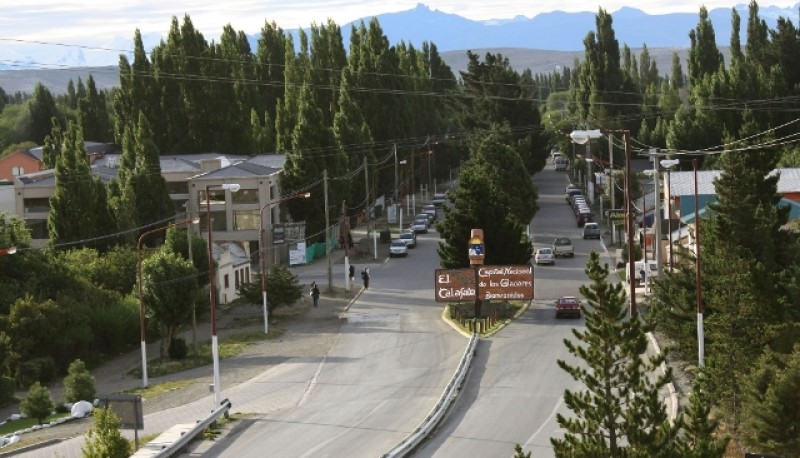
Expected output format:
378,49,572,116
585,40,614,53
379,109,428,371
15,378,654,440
17,357,56,388
89,297,139,354
20,382,54,425
63,359,95,403
0,376,16,406
168,338,187,360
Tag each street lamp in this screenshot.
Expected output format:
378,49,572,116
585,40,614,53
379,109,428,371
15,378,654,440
0,246,16,256
136,216,200,388
205,183,240,406
660,159,680,272
260,192,311,334
571,129,637,316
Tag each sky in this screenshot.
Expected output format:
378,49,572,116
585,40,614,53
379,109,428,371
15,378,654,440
2,0,794,45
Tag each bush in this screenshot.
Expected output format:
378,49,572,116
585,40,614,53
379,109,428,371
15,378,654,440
63,359,95,403
82,407,132,458
0,376,16,406
20,382,54,425
17,357,56,388
168,338,187,360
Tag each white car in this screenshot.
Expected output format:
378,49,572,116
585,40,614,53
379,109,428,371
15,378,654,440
411,218,429,234
534,247,555,265
389,240,409,257
399,231,417,248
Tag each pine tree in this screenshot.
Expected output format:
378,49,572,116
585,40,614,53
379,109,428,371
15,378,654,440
742,345,800,456
551,251,678,457
436,154,531,269
680,371,729,457
63,359,96,403
21,382,54,425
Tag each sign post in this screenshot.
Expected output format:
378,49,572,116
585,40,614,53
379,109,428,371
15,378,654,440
468,229,485,318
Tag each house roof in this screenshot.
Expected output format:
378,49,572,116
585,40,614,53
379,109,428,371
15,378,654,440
16,153,286,187
192,155,284,180
668,168,800,197
680,197,800,223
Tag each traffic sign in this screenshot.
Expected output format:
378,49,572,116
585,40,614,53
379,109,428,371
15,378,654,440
606,209,626,221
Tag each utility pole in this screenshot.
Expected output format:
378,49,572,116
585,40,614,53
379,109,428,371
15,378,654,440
341,200,351,291
324,169,332,291
609,134,615,245
364,157,371,255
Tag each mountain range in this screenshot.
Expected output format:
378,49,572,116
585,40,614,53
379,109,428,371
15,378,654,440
0,3,794,94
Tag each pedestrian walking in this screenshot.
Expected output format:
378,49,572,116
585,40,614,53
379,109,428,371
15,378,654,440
361,268,370,289
349,265,356,288
310,282,320,307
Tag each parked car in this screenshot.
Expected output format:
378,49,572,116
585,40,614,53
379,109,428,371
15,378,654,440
534,247,555,265
552,237,574,258
399,231,417,248
583,222,601,239
432,192,448,206
389,240,409,257
555,296,582,319
566,189,582,204
555,156,568,171
411,218,429,234
422,204,438,222
576,209,594,227
565,183,580,193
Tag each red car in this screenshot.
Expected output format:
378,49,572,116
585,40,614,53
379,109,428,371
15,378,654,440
555,296,582,319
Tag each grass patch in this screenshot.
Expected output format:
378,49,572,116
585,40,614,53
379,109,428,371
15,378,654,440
128,328,285,379
0,412,72,436
446,300,526,336
123,380,193,398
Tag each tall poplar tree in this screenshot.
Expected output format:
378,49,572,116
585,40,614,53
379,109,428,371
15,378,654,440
48,122,104,248
131,113,175,233
28,83,59,145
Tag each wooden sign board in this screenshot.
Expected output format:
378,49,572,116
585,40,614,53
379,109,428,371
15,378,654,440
434,265,534,302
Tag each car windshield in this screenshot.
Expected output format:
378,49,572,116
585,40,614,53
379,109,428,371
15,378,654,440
554,238,571,245
401,233,413,239
538,249,552,254
391,241,405,246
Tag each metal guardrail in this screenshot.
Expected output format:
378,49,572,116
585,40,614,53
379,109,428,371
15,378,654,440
130,399,232,458
382,333,478,458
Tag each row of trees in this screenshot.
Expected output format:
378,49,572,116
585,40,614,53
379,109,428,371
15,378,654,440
541,2,800,455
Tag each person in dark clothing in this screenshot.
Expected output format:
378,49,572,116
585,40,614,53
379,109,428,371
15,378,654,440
310,282,320,307
361,268,370,289
349,265,356,288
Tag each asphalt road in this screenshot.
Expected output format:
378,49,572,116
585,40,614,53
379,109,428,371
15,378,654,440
413,163,606,457
211,223,469,457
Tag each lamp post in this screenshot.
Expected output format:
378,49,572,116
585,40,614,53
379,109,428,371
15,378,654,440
136,216,200,388
571,129,637,316
0,246,16,256
205,183,240,406
660,159,680,272
260,192,310,334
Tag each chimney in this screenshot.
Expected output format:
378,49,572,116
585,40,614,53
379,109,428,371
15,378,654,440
201,158,222,172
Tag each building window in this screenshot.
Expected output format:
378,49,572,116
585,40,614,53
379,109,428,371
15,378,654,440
166,181,189,194
11,166,24,176
234,210,259,231
201,211,227,232
24,198,50,214
231,188,258,204
235,269,240,289
224,274,229,289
